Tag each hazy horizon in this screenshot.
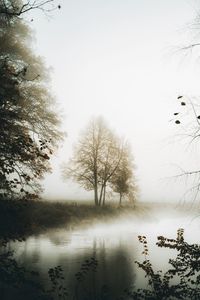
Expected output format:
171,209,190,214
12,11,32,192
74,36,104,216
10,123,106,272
29,0,200,203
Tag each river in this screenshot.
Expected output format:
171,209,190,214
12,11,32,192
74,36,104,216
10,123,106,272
6,203,200,299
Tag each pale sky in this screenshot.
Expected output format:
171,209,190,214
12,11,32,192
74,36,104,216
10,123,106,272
30,0,200,202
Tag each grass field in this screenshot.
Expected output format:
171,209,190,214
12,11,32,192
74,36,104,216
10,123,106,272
0,198,142,242
0,197,186,243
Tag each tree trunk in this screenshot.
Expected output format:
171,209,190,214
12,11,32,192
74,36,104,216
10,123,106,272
102,184,106,206
119,193,122,206
99,184,104,206
94,185,98,206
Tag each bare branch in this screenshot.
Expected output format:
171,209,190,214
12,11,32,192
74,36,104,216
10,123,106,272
0,0,58,17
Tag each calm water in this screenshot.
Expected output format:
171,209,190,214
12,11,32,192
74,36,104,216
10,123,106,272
6,205,200,298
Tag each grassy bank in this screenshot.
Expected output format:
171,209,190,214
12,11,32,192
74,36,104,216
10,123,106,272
0,199,143,242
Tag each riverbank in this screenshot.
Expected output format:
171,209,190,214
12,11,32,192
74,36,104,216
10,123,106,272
0,198,189,244
0,199,145,242
0,199,197,300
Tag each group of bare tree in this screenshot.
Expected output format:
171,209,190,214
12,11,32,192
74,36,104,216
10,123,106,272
63,118,137,206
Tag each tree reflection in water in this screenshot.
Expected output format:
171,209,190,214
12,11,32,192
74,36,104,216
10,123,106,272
1,228,200,299
47,228,200,299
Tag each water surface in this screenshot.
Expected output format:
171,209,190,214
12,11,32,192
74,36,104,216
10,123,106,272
8,204,200,298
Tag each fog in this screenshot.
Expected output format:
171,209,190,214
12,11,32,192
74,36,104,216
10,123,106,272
30,0,200,202
10,203,200,296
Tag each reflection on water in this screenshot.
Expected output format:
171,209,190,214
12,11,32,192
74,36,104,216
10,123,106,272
7,206,200,298
11,229,137,298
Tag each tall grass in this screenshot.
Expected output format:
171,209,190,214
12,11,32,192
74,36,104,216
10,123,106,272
0,198,137,241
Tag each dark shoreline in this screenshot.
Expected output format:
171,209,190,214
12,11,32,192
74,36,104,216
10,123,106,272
0,198,189,243
0,199,142,242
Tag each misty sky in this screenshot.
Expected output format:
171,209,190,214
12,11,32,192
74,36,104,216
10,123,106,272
30,0,200,202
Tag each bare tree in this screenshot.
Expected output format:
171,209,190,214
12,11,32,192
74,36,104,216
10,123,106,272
171,96,200,203
109,143,136,206
62,117,131,206
97,130,124,206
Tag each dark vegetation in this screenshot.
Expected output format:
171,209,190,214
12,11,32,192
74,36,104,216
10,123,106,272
0,197,136,300
46,229,200,299
0,196,198,300
0,198,138,242
2,228,199,300
0,250,51,300
124,229,200,300
0,0,63,199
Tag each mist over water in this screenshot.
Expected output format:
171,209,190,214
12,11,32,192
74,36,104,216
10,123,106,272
7,203,199,298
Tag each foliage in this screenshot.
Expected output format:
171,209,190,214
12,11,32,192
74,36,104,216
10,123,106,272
48,257,111,300
75,257,98,283
124,228,200,300
0,0,59,17
3,225,200,300
110,143,137,205
74,257,100,300
48,266,68,300
0,249,51,300
0,0,62,199
47,229,200,300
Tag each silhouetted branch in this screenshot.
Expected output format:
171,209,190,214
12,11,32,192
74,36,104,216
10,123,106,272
0,0,58,17
181,43,200,51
